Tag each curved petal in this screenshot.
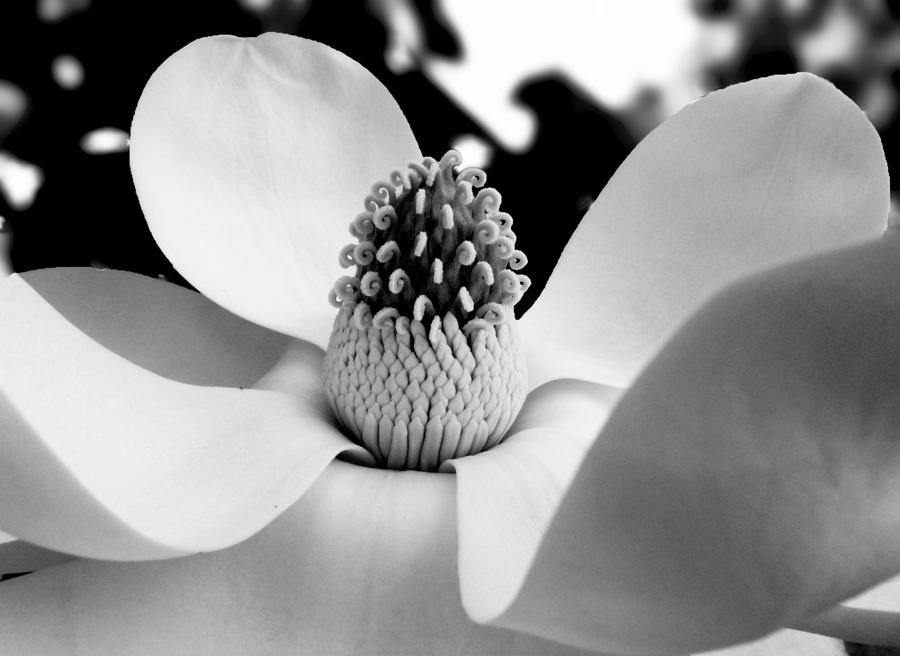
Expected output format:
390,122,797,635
703,630,846,656
446,379,621,624
0,273,365,560
20,267,290,387
796,573,900,646
130,33,422,345
521,73,889,389
0,531,72,577
0,462,607,656
493,234,900,653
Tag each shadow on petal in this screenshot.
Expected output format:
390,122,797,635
522,73,888,390
0,273,363,560
491,235,900,653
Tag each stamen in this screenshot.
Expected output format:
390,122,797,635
371,181,396,205
431,259,444,284
351,212,375,239
440,204,454,229
376,241,401,264
454,180,474,205
353,242,376,266
373,205,396,230
494,270,522,304
439,149,463,170
474,220,500,245
333,276,360,302
390,168,412,190
352,302,371,329
472,187,501,217
408,160,429,181
425,163,440,187
456,167,487,187
508,250,528,270
373,307,399,329
338,243,356,268
518,274,532,294
493,236,515,260
475,303,505,324
413,231,427,257
360,271,382,297
493,212,514,234
415,189,426,215
413,294,434,322
456,287,475,314
456,241,476,266
388,268,410,295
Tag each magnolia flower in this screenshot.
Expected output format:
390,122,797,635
0,32,898,655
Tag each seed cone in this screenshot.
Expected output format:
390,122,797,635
325,150,530,470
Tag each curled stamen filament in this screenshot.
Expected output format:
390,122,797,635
508,250,528,270
373,205,396,230
338,243,356,268
493,212,513,234
351,213,375,239
475,220,500,245
360,271,382,297
371,181,396,205
494,270,522,304
373,307,399,329
353,242,376,266
333,276,360,302
376,241,401,264
493,236,516,260
388,268,411,295
472,187,501,216
468,261,494,303
456,166,487,187
413,294,435,322
475,302,505,324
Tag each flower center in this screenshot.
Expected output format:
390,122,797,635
323,150,530,471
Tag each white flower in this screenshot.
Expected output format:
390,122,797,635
0,33,896,655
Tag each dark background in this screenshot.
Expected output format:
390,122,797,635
1,0,898,310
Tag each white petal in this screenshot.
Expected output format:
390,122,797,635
0,462,605,656
0,273,364,559
521,73,889,388
495,234,900,653
0,531,72,577
447,379,621,625
130,33,421,345
18,267,289,387
701,629,846,656
796,573,900,647
1,267,290,574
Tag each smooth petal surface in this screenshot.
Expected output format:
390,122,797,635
702,629,846,656
521,73,889,388
1,267,289,573
447,379,622,624
797,573,900,646
0,462,608,656
130,33,421,344
0,531,72,577
495,234,900,653
19,267,290,387
0,273,365,559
